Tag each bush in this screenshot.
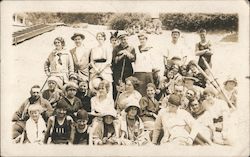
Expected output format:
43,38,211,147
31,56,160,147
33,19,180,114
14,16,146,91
23,12,238,32
108,13,151,30
159,13,238,32
24,12,113,25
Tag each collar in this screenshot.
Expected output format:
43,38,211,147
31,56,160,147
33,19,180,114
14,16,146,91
53,49,65,56
120,44,129,49
139,45,153,53
192,107,205,119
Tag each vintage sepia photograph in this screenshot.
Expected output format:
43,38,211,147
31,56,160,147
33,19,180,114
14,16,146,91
1,0,249,156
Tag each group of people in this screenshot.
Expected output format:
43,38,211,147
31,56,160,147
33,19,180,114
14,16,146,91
125,19,163,36
12,24,238,146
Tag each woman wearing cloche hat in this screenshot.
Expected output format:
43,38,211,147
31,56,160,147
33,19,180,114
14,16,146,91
90,108,121,145
119,99,150,145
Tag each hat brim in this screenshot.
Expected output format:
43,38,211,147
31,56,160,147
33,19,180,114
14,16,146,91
125,106,141,114
103,114,116,119
152,69,160,73
71,34,85,40
183,77,199,82
224,80,237,86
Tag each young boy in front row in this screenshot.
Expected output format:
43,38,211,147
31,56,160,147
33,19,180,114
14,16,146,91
25,105,47,144
44,101,74,144
72,109,90,145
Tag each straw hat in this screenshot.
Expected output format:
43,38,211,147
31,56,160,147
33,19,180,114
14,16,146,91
71,33,85,40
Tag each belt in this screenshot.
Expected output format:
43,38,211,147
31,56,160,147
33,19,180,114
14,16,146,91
94,59,106,63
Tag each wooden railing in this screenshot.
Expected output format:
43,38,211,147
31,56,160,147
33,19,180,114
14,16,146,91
13,24,55,45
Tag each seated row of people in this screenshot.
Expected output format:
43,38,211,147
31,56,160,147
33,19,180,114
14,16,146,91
12,73,235,145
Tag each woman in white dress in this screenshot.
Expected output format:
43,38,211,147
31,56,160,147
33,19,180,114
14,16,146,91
89,32,113,97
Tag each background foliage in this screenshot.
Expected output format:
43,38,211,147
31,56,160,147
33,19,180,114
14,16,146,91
22,12,238,32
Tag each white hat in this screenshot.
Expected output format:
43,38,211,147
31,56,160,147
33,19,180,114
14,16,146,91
63,82,78,91
172,28,181,34
223,76,237,86
28,105,43,114
124,99,141,113
48,76,63,89
102,109,117,118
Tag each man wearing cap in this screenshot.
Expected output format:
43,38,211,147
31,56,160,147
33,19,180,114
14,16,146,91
112,33,136,99
183,74,204,99
133,32,154,96
12,85,53,140
164,29,188,67
57,82,83,120
70,33,91,82
42,76,63,108
152,94,203,145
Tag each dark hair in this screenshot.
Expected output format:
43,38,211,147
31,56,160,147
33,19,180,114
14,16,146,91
96,32,106,40
199,28,207,34
125,76,141,89
56,101,68,110
110,30,119,40
168,94,181,106
186,88,197,98
54,37,65,47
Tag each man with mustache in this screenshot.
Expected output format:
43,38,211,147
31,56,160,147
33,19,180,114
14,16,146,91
12,85,53,142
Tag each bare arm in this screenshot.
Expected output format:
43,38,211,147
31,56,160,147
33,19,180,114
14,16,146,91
152,111,163,144
195,43,207,56
68,117,75,144
44,56,50,76
44,117,53,144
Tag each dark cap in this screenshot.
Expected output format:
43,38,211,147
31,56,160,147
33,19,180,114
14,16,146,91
168,94,181,106
118,33,128,39
76,109,88,120
171,56,182,61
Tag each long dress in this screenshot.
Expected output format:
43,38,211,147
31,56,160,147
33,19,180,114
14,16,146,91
89,44,113,82
70,45,90,81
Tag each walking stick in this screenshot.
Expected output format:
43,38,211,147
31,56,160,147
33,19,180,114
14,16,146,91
201,57,235,109
90,63,111,80
114,58,126,109
40,76,49,92
193,62,224,98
